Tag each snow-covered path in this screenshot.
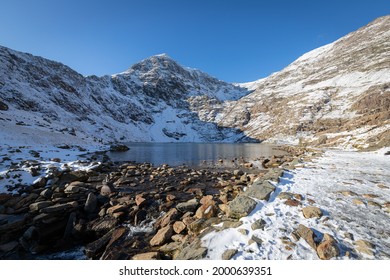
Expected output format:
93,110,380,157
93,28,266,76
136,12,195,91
202,149,390,260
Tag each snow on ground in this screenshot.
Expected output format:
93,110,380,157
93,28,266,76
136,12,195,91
202,149,390,260
0,144,103,193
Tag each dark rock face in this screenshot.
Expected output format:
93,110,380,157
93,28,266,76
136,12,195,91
0,100,8,111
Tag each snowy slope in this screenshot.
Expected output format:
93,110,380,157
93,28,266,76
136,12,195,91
219,15,390,149
202,149,390,260
0,47,250,146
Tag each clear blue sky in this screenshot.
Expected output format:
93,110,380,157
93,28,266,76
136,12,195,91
1,0,389,82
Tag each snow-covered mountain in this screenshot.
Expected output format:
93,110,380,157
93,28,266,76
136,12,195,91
216,15,390,150
0,15,389,148
0,48,250,145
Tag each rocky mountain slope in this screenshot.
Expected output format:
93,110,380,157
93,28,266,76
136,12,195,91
0,49,250,146
1,15,389,149
216,15,390,150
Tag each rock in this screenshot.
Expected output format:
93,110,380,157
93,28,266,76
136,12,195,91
132,252,160,260
251,219,266,230
166,194,176,202
199,195,213,205
367,201,381,208
135,194,146,206
220,220,243,229
29,201,53,212
278,192,294,200
91,217,118,234
40,189,53,199
238,228,248,235
100,184,115,196
150,225,173,246
362,194,379,199
227,195,257,219
244,180,275,201
159,242,181,253
195,204,217,219
64,184,80,194
251,235,263,245
355,239,375,256
294,224,317,250
182,216,197,226
40,203,73,213
0,214,26,232
176,199,199,213
107,204,127,215
317,239,339,260
344,232,354,240
134,210,147,225
0,100,9,111
222,249,237,260
173,221,186,234
0,241,18,252
174,239,207,260
284,198,301,207
109,144,130,152
84,193,98,213
59,171,89,184
302,206,323,219
352,199,365,206
233,170,244,177
340,190,358,196
85,229,114,259
155,208,179,229
32,177,47,188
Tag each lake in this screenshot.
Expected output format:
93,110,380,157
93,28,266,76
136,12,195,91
107,142,286,167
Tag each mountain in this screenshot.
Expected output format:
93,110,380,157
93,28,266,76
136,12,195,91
0,48,250,146
215,15,390,150
0,15,389,149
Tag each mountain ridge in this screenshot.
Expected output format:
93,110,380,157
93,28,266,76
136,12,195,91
1,15,389,149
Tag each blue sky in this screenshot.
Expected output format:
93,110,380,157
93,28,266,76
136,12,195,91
1,0,389,82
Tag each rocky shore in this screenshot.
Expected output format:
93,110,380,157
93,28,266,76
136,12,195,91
0,145,312,260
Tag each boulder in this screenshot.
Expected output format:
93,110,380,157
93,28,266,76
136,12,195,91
32,177,47,188
244,180,275,201
227,195,257,219
135,194,146,206
150,225,173,246
176,199,199,213
251,219,266,230
173,221,186,234
284,198,301,207
84,193,98,213
317,240,339,260
109,144,130,152
100,184,115,196
0,100,9,111
355,239,376,256
302,206,323,219
107,204,127,215
294,224,317,250
222,249,237,260
174,239,207,260
132,252,160,260
195,204,217,219
40,189,53,199
154,208,179,229
29,201,53,212
85,229,114,259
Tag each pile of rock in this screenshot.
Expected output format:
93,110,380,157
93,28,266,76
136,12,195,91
1,158,278,260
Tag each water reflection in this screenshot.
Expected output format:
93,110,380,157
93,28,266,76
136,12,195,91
108,143,285,167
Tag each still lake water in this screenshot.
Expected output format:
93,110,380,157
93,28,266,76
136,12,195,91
107,142,286,167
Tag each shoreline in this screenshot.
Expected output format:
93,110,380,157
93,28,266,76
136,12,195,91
1,144,388,260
